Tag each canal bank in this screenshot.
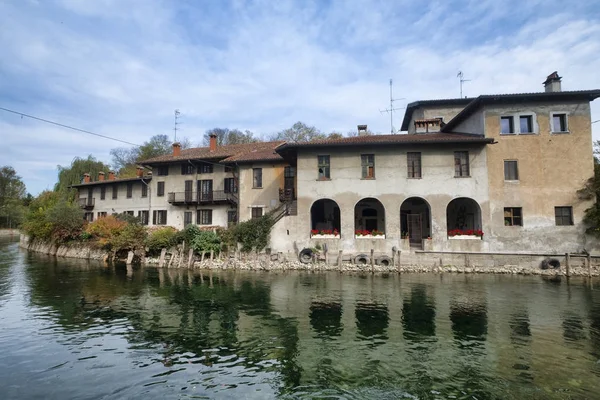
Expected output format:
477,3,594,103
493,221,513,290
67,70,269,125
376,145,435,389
19,234,600,276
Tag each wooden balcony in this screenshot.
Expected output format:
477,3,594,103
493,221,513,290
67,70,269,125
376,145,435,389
78,197,95,210
168,190,238,206
279,188,296,202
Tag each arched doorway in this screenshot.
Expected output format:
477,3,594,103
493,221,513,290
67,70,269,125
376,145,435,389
355,198,385,235
400,197,431,248
446,197,482,233
310,199,341,234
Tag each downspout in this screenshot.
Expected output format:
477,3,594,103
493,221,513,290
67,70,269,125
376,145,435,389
140,167,151,225
188,159,198,223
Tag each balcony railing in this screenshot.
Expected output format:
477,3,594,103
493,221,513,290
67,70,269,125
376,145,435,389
168,190,238,205
279,188,296,202
78,197,95,210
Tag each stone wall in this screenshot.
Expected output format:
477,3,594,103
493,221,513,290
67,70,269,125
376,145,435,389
0,229,19,237
19,234,110,261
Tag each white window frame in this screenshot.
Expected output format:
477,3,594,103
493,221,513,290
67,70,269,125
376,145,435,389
500,113,537,135
550,112,569,134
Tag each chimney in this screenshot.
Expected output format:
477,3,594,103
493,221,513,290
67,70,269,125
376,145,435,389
209,134,217,152
543,71,562,93
172,142,181,157
108,171,115,181
357,125,368,136
83,173,91,183
98,171,105,181
136,166,144,178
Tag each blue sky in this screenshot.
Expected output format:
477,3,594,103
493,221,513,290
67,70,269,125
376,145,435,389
1,0,600,194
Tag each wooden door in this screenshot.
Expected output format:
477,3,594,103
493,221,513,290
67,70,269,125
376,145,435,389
184,180,193,202
198,179,213,201
407,214,422,248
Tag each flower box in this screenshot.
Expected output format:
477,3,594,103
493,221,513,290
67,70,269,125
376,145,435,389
355,234,386,239
447,229,483,239
448,235,482,240
311,229,339,238
311,234,340,239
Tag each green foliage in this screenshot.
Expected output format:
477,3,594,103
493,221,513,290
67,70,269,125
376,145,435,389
110,223,147,252
271,121,326,143
231,213,275,252
46,201,85,243
145,226,178,254
115,212,142,225
55,155,111,194
85,216,127,248
204,128,259,146
0,165,27,228
22,191,60,240
190,230,222,255
580,161,600,236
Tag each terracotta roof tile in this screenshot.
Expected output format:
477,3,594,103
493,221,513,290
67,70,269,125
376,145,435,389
70,176,152,188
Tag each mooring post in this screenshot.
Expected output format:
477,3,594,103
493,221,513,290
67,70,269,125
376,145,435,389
210,250,214,261
565,253,571,277
159,248,166,268
188,248,194,268
397,250,401,273
200,252,205,263
587,254,592,278
370,249,375,274
126,251,134,265
338,250,343,269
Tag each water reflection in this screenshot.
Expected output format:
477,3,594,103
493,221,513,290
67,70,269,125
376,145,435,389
355,302,388,339
402,284,435,340
309,301,343,337
450,301,488,342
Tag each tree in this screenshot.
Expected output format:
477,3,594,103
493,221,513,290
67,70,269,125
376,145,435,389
55,156,112,194
271,122,326,142
327,132,344,140
203,128,259,146
578,140,600,236
346,128,374,137
0,166,27,228
111,134,192,177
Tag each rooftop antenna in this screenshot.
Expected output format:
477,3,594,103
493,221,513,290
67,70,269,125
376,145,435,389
173,109,181,141
379,78,405,134
457,71,471,98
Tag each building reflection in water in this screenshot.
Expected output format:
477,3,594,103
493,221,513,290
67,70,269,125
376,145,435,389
509,310,533,382
402,284,436,340
355,302,389,340
450,301,488,343
309,301,343,338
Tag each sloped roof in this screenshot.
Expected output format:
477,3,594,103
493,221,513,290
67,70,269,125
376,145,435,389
401,98,474,131
70,176,152,188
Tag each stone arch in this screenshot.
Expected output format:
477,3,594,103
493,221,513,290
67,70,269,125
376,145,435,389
446,197,482,233
354,197,386,234
310,199,341,233
400,197,431,248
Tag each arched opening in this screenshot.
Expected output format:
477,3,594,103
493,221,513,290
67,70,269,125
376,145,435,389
355,198,385,235
446,197,482,234
400,197,431,248
310,199,341,235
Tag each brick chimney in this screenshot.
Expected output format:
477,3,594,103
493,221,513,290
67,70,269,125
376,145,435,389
209,134,217,152
173,142,181,157
83,173,91,183
136,166,144,178
108,171,116,181
357,125,368,136
543,71,562,93
98,171,105,181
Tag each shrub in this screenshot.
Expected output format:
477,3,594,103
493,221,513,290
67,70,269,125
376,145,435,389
171,224,202,245
190,230,222,256
47,201,85,243
85,216,127,248
231,213,274,252
22,191,60,240
145,226,178,254
111,222,147,252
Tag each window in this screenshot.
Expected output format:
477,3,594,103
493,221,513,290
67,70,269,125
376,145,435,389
519,116,533,133
361,154,375,179
504,207,522,226
454,151,470,177
156,166,169,176
253,168,262,188
552,113,568,133
500,116,514,134
137,210,149,225
181,164,194,175
184,211,193,227
100,186,106,200
112,185,118,199
199,162,213,174
157,181,165,197
224,165,233,173
125,211,134,216
224,177,237,193
504,160,519,181
407,152,422,178
197,209,212,225
141,183,148,198
153,210,167,225
252,207,263,219
84,212,94,222
97,211,107,219
227,210,238,225
318,155,330,180
555,206,573,226
126,183,133,198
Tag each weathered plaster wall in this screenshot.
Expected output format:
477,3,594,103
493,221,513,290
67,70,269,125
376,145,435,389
238,162,287,222
484,101,595,253
407,105,468,134
454,108,485,134
79,180,151,219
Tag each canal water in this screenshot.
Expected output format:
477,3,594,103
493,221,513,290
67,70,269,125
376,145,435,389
1,238,600,399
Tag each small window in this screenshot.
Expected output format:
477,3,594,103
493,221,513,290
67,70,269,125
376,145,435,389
137,210,149,225
156,166,169,176
157,181,165,197
251,207,263,219
112,185,118,199
100,186,106,200
407,152,422,178
318,155,330,180
84,212,94,222
141,183,148,198
153,210,167,225
555,206,573,226
504,160,519,181
184,211,193,227
199,162,213,174
227,210,238,225
224,177,237,193
552,113,568,133
253,168,262,188
126,183,133,198
361,154,375,179
181,164,194,175
125,211,134,216
519,116,533,133
197,209,212,225
97,211,107,219
454,151,470,177
504,207,522,226
500,116,514,134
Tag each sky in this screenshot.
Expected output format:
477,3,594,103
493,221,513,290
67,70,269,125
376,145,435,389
1,0,600,195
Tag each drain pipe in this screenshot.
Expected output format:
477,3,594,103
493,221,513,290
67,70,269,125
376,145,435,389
140,168,151,224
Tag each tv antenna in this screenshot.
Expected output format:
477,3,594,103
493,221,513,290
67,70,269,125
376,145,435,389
379,79,405,134
173,109,181,141
457,71,471,98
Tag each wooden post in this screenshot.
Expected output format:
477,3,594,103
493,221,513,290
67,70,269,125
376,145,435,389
391,251,395,267
587,254,592,278
370,249,375,274
200,252,205,263
167,250,174,268
126,250,134,265
338,250,343,269
565,253,571,277
177,241,184,268
397,250,401,272
188,248,194,268
159,248,166,268
210,250,214,261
